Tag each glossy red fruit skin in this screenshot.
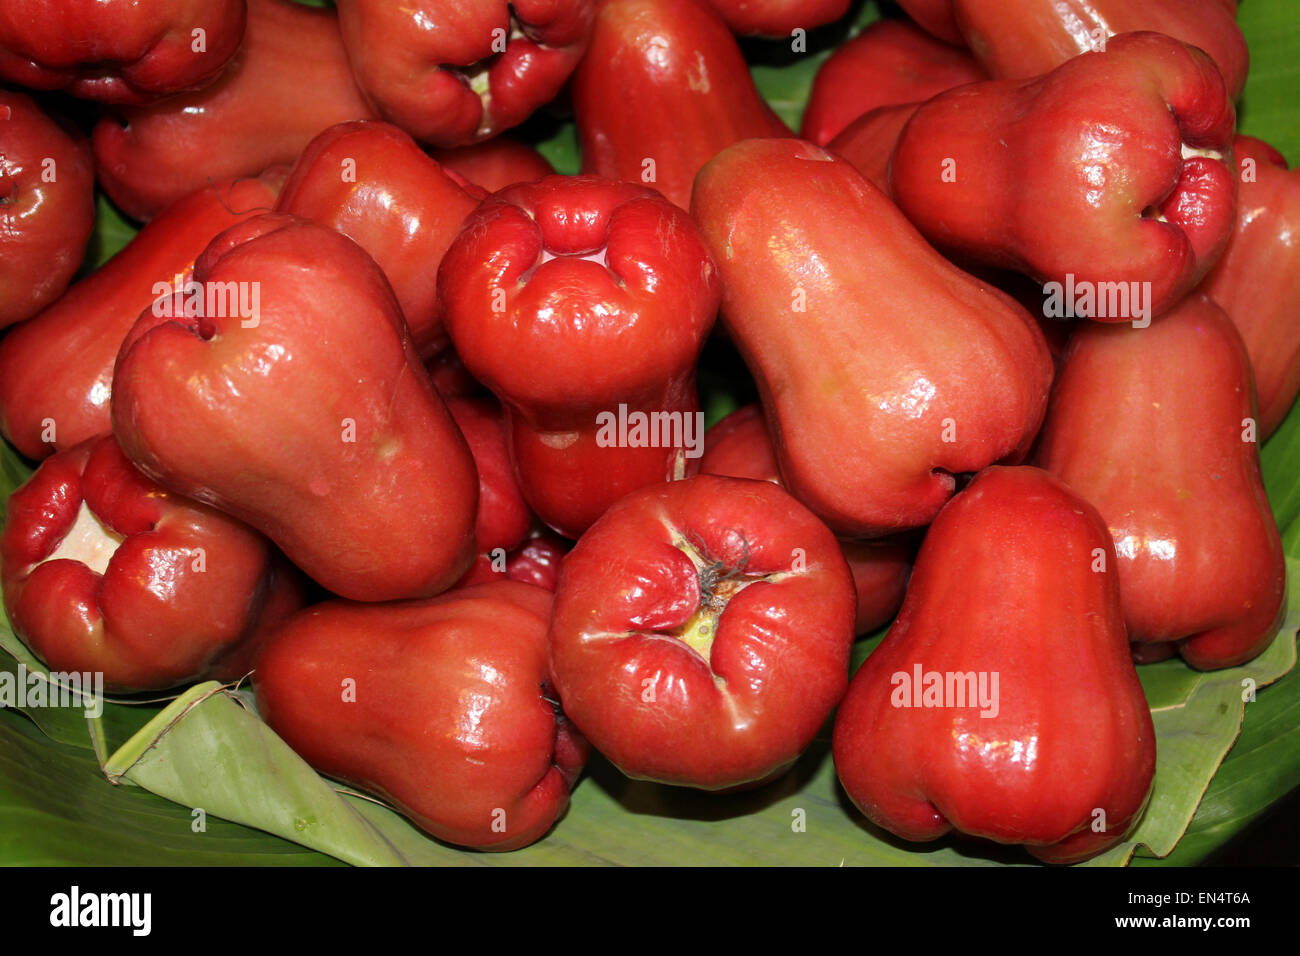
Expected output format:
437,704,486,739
549,474,856,789
502,530,568,590
1202,136,1300,438
692,138,1053,537
700,404,911,635
205,552,307,682
254,581,588,851
93,0,374,221
276,121,481,357
440,175,720,539
802,19,985,146
979,268,1078,369
430,138,555,194
827,102,920,194
446,396,533,556
1036,294,1285,670
1,436,289,693
112,214,478,602
0,0,245,104
572,0,789,209
896,0,964,45
702,0,848,36
0,171,284,461
891,32,1237,320
951,0,1248,101
335,0,594,148
456,528,569,592
833,466,1157,865
0,91,94,330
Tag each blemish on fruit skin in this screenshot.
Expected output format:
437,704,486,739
793,143,835,163
309,478,330,497
686,51,710,93
539,430,580,450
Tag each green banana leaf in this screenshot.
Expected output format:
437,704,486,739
1,0,1298,866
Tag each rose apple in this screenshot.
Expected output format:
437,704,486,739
93,0,375,220
204,553,306,683
950,0,1248,100
275,121,481,357
549,474,856,790
572,0,789,209
2,436,300,693
0,90,94,329
802,18,984,146
1202,136,1300,438
692,138,1053,537
890,32,1237,320
0,170,285,460
112,214,478,602
334,0,594,148
426,348,488,401
254,580,588,851
896,0,964,45
1036,293,1286,670
833,466,1156,865
0,0,245,103
440,175,720,539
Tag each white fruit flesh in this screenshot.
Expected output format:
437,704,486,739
39,502,125,576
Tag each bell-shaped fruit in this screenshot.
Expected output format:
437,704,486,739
0,171,285,460
1036,293,1285,670
0,0,245,103
93,0,374,220
2,435,301,692
0,90,94,330
1202,136,1300,438
891,32,1237,320
572,0,789,209
549,474,856,790
691,138,1053,537
255,581,588,851
112,213,478,602
833,466,1157,865
276,121,481,356
950,0,1248,100
334,0,594,147
439,175,720,539
802,18,984,146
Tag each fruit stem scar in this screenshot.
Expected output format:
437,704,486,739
666,529,773,665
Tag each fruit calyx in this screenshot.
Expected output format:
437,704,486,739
667,531,764,665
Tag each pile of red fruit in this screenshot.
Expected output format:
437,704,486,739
0,0,1294,864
